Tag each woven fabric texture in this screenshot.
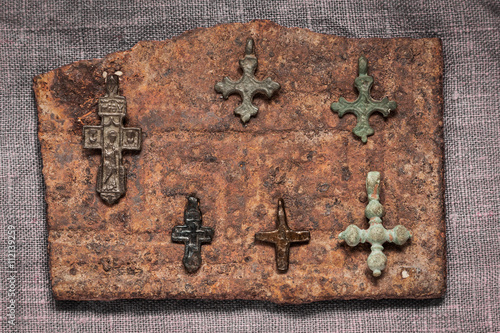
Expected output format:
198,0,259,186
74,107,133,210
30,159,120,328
0,1,499,332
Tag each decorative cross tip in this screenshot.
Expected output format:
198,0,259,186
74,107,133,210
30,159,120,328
338,172,411,277
255,199,310,272
215,38,280,124
83,74,142,205
172,196,214,273
331,56,396,143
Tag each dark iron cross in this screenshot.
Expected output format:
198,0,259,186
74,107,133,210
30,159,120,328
215,38,280,124
172,196,214,273
331,56,397,143
255,199,310,272
83,74,141,205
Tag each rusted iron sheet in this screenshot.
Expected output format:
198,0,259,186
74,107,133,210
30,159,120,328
33,20,445,303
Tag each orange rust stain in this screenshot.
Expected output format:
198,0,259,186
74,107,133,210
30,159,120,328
77,111,94,124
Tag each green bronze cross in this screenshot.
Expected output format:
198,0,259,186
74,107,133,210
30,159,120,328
215,38,280,124
331,56,396,143
338,172,411,277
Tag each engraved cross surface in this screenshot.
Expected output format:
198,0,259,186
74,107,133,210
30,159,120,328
331,56,397,143
338,172,412,277
255,199,310,272
215,38,280,124
83,74,142,205
172,196,214,273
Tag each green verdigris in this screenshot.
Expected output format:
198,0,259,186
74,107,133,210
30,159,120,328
215,38,280,124
339,172,411,277
331,56,396,143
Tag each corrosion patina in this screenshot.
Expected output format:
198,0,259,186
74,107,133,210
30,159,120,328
331,56,397,143
215,37,280,123
339,172,412,277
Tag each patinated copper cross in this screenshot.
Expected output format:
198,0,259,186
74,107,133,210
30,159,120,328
338,172,412,277
255,199,310,272
83,74,141,205
172,196,214,273
215,38,280,123
331,56,397,143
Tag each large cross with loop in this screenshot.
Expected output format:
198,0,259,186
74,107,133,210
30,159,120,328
83,74,141,205
331,56,396,143
215,38,280,124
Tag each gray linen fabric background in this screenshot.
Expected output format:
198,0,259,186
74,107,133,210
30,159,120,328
0,0,499,332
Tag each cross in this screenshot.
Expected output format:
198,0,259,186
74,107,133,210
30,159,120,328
338,172,412,277
331,56,397,143
83,74,142,205
215,38,280,124
255,199,310,272
172,196,214,273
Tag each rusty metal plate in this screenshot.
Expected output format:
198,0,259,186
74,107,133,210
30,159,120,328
33,20,445,303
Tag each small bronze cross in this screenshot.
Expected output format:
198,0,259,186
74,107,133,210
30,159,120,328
172,196,214,273
215,38,280,124
83,74,141,205
255,199,310,272
331,56,397,143
338,172,412,277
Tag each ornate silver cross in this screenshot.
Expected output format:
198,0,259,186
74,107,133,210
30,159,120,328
172,196,214,273
215,38,280,124
331,56,396,143
338,172,411,277
83,74,142,205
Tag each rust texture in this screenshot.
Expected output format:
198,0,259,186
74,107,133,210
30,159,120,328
33,20,445,303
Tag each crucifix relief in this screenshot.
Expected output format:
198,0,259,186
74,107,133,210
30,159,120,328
255,199,310,272
331,56,397,143
172,196,214,273
215,38,280,124
83,74,142,205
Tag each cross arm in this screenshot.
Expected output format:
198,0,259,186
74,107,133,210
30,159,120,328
331,97,360,118
287,230,310,243
251,77,281,98
197,227,214,243
387,225,412,246
122,128,142,151
275,244,291,272
171,226,190,242
235,99,259,123
83,126,103,150
367,97,397,118
214,77,238,98
255,230,279,244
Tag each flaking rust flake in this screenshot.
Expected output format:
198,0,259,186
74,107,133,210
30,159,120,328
34,20,445,303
